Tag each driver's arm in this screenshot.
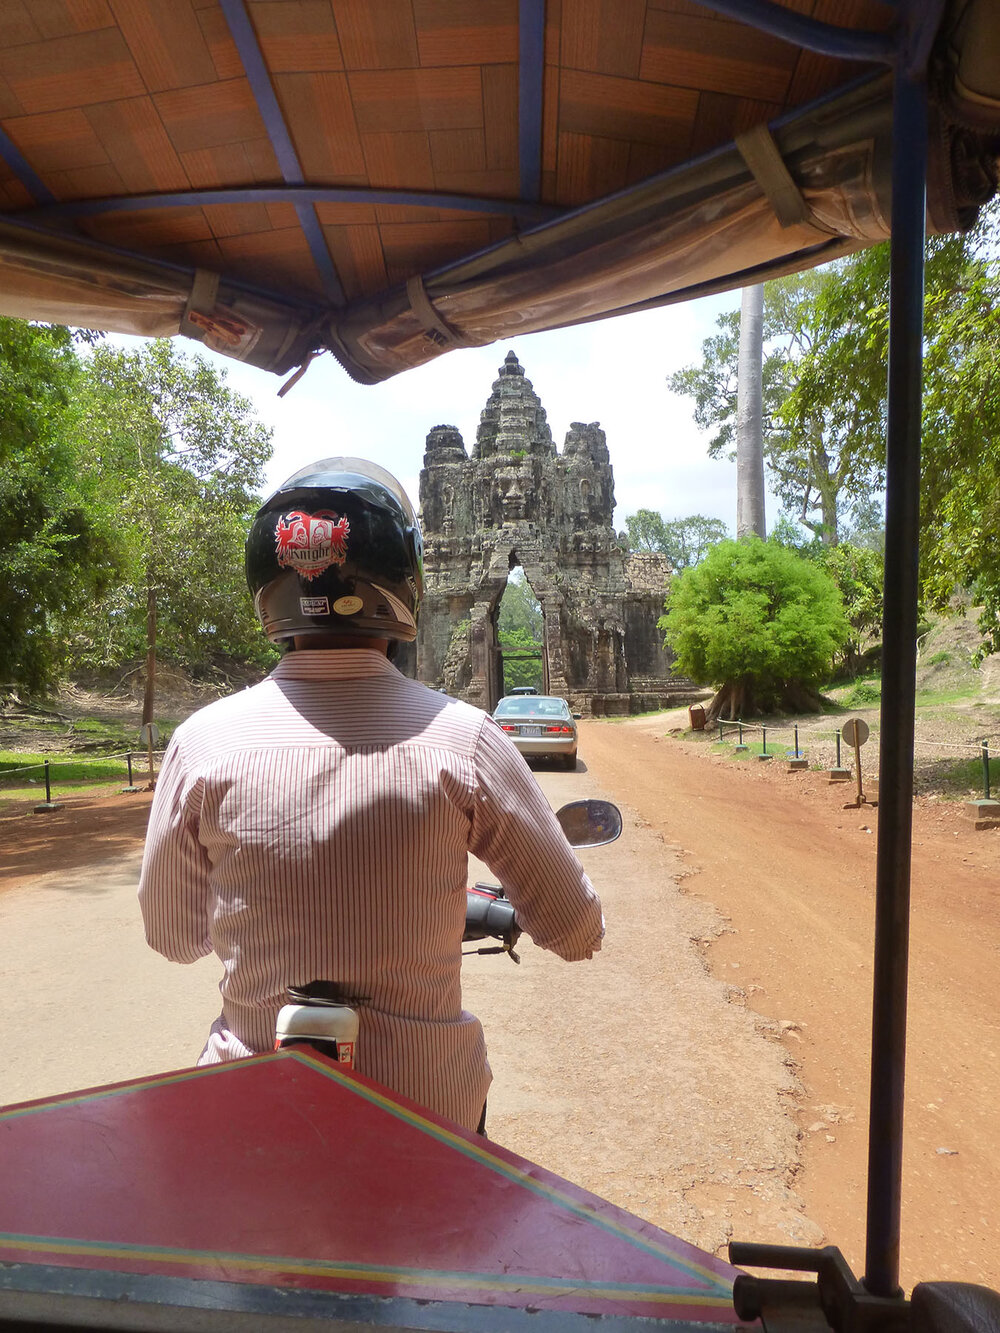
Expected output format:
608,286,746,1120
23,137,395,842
469,716,604,960
137,734,213,964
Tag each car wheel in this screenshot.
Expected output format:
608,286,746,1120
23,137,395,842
562,753,578,771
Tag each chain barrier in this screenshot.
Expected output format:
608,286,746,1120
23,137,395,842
0,749,167,805
713,719,996,800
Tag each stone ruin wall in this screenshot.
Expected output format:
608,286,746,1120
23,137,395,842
415,351,697,715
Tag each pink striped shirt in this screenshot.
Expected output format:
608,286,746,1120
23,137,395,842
138,649,603,1130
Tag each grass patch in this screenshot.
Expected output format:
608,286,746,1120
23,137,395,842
0,751,134,781
914,686,980,708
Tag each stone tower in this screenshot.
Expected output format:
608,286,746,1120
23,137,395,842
416,351,689,714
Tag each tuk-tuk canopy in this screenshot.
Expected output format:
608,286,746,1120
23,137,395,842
0,1,998,386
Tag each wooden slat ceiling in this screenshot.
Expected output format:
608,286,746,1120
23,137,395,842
0,0,893,307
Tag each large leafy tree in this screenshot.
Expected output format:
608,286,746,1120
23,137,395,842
770,212,1000,654
659,537,848,721
0,320,115,693
671,203,1000,655
668,268,886,545
74,340,274,719
621,510,728,570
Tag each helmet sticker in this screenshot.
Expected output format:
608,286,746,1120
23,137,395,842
299,596,330,616
333,595,364,616
275,510,350,580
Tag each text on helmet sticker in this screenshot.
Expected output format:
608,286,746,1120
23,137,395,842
275,510,350,581
299,596,330,616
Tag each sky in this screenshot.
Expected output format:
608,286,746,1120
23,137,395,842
179,289,770,535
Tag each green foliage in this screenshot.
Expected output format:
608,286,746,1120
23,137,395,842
659,538,848,709
842,680,881,707
621,510,729,569
498,568,543,641
70,340,275,676
812,541,885,675
497,569,544,691
672,200,1000,656
0,320,117,692
668,275,885,544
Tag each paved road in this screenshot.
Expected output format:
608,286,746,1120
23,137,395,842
0,757,805,1260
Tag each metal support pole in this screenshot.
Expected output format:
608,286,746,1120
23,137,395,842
719,719,725,742
983,743,991,802
44,760,52,804
836,729,842,768
127,752,134,786
864,61,928,1301
738,722,744,745
761,727,767,755
794,725,800,758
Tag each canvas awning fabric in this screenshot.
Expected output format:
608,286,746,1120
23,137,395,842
0,0,998,385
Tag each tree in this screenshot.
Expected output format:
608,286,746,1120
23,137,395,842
0,320,115,693
74,340,274,718
621,511,728,570
818,541,885,676
659,537,848,721
736,283,766,538
497,568,544,691
668,267,886,545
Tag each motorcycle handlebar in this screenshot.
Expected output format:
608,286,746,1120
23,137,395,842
464,884,519,948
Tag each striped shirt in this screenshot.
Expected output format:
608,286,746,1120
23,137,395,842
138,649,603,1130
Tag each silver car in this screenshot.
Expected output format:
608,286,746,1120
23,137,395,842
492,695,579,770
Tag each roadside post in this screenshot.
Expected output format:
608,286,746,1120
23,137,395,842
829,728,852,783
965,740,1000,829
32,759,62,814
842,717,875,809
122,751,142,795
787,724,807,771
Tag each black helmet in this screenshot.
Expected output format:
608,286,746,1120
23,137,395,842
246,457,423,644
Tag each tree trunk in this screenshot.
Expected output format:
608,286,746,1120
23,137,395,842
142,579,156,728
736,284,767,540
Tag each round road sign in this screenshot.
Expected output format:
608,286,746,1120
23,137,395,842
842,717,870,747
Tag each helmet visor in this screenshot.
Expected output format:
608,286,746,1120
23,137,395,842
277,457,417,526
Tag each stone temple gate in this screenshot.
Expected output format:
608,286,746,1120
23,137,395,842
415,351,695,716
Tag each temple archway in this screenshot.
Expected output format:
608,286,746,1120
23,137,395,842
415,353,695,715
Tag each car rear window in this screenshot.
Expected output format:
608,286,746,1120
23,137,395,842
494,697,570,718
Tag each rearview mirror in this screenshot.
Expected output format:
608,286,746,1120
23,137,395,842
556,799,622,848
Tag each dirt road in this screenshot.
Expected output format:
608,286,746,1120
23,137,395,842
1,717,997,1292
578,715,1000,1291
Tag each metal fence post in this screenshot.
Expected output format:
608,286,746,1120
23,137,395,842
44,760,51,805
983,742,991,802
761,727,767,755
837,729,842,768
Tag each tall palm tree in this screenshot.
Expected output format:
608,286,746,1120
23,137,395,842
736,283,767,539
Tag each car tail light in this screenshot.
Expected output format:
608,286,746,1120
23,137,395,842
500,724,517,732
545,725,574,733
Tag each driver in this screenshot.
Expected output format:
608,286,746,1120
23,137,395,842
138,458,603,1133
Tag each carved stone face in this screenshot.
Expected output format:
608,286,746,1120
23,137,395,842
497,461,532,521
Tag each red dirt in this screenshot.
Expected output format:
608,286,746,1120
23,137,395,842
580,716,1000,1292
1,720,997,1292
